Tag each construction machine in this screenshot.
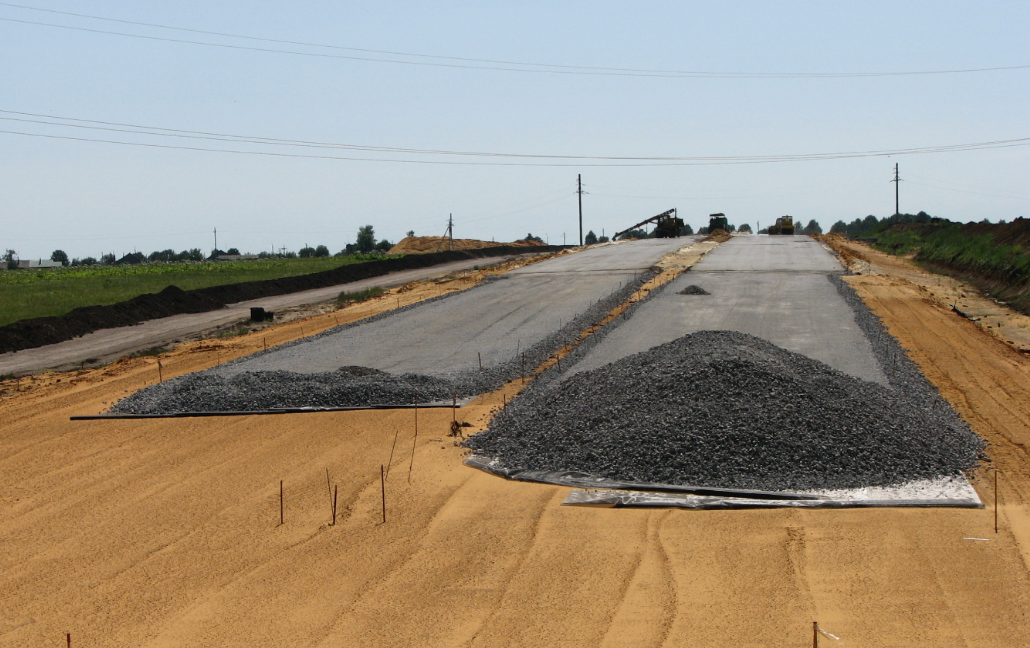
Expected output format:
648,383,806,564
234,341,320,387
768,215,795,235
614,209,684,239
708,213,729,232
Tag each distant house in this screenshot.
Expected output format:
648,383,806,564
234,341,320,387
16,259,63,269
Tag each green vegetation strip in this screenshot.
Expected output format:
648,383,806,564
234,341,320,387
0,254,392,327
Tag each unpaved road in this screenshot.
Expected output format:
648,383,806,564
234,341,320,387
2,239,1030,646
0,256,515,376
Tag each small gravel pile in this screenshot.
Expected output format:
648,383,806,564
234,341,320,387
464,330,982,491
679,285,710,295
112,368,457,413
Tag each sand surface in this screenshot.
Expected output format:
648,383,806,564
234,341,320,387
2,242,1030,647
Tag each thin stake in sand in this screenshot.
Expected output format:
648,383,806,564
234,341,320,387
407,393,419,483
995,469,1000,533
380,464,387,523
157,359,163,383
332,485,338,526
386,427,400,480
279,479,284,526
478,352,482,372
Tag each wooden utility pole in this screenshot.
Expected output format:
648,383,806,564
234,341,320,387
577,174,584,245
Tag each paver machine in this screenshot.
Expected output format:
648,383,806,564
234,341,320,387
708,213,729,232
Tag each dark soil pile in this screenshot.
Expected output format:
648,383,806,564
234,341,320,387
465,331,983,491
0,245,561,354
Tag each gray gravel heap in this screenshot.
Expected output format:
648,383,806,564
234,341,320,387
678,285,710,295
464,330,983,491
111,368,457,413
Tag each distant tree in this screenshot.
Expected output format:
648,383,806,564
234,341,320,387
356,225,376,253
406,230,415,238
525,233,544,243
697,227,710,235
298,246,316,258
725,224,736,233
100,252,116,265
207,249,227,260
187,248,204,261
803,219,822,235
830,221,847,234
584,230,598,245
227,247,240,255
314,244,329,257
758,228,769,234
737,223,752,234
4,249,17,270
862,215,879,230
375,239,393,252
79,256,97,266
680,224,695,235
598,235,610,243
50,249,69,266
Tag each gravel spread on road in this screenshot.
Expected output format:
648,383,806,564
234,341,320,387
111,271,654,414
464,330,983,491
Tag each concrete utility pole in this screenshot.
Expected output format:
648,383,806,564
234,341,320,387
577,174,584,246
891,163,902,216
213,227,217,254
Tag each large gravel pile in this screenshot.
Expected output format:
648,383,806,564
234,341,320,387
464,330,983,491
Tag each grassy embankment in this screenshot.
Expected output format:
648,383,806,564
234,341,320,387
866,218,1030,314
0,254,393,327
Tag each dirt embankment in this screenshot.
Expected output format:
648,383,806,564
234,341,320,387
869,218,1030,314
388,236,544,254
0,245,561,355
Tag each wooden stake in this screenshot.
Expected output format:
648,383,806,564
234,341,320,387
380,464,387,523
521,353,525,384
386,428,400,480
478,352,482,372
326,468,333,507
332,484,338,526
452,393,457,421
157,359,163,383
995,470,1000,534
503,394,506,411
279,479,284,526
813,621,818,648
263,337,267,350
408,394,418,483
67,633,71,648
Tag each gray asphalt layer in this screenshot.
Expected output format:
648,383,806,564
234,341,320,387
215,238,694,377
564,235,888,385
0,256,512,375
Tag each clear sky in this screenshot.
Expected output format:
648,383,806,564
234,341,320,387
1,1,1027,259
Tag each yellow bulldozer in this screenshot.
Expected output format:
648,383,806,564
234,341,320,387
768,215,795,235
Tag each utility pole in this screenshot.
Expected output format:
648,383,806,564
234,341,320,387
891,163,902,216
213,227,217,254
577,174,583,246
447,214,453,250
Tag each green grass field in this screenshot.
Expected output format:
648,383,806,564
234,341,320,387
0,254,393,327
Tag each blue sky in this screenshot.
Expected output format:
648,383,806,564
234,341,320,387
1,1,1027,259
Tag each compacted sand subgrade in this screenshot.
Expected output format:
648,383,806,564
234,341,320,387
3,239,1030,646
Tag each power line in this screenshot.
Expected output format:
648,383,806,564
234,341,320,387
4,126,1030,167
1,5,1028,79
4,109,1030,166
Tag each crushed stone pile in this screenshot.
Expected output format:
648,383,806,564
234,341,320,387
111,367,457,413
464,330,983,491
679,285,710,295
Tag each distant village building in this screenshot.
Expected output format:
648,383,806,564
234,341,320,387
15,259,63,269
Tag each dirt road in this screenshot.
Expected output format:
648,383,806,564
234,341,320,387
2,240,1029,646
